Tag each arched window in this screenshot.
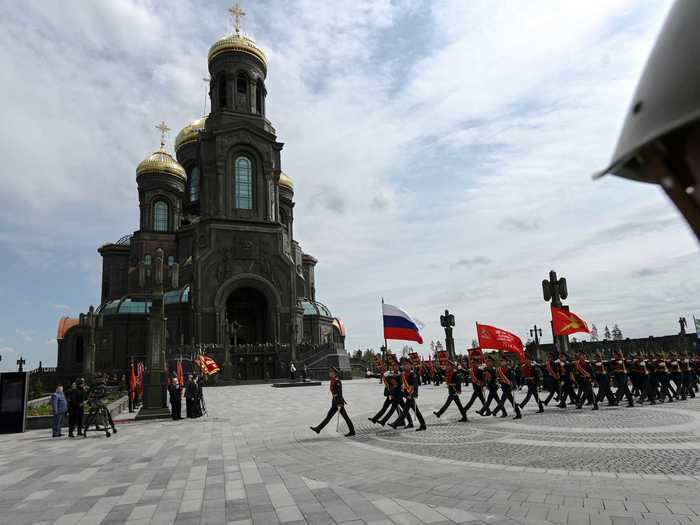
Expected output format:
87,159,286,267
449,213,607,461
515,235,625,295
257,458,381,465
237,75,248,95
144,253,152,278
190,166,200,202
153,201,169,232
218,74,227,107
235,156,253,209
256,80,263,114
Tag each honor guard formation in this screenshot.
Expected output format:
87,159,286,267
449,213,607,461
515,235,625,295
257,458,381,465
308,351,699,437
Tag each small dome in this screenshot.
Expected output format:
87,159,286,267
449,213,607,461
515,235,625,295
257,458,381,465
208,32,267,68
279,171,294,191
175,116,207,152
136,146,186,180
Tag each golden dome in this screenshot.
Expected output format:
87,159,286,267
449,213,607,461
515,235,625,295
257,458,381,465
136,146,186,180
279,171,294,191
208,32,267,67
174,116,207,152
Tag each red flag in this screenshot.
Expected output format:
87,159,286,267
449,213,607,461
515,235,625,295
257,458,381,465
551,306,590,336
129,363,136,401
437,350,448,366
476,323,525,362
176,360,184,395
196,355,220,376
136,362,144,397
468,347,483,358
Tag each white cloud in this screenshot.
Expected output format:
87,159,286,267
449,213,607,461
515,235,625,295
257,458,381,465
54,304,73,311
0,0,695,364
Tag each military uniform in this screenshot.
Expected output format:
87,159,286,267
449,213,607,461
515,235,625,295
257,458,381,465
593,357,616,406
558,358,578,408
574,357,598,410
492,363,521,419
518,360,544,412
612,355,634,407
369,372,393,424
391,366,426,431
464,361,489,416
311,369,355,437
542,355,561,406
433,364,467,421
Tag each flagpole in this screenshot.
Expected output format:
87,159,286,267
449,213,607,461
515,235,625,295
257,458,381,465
381,297,389,370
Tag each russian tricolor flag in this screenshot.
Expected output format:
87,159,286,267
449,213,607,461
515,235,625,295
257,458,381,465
383,303,423,344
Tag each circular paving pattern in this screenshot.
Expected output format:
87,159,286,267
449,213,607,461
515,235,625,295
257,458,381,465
353,400,700,475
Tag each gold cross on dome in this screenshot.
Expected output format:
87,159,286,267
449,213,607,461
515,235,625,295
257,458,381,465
156,120,171,148
229,3,245,34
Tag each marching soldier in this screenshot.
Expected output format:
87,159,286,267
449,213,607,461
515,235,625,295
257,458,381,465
492,358,522,419
542,352,561,406
390,358,426,431
310,367,356,437
612,351,634,407
654,354,674,403
593,352,617,406
433,360,467,421
379,369,411,427
482,355,500,415
574,353,598,410
518,356,544,413
669,353,684,399
681,354,696,399
557,354,578,409
464,355,490,416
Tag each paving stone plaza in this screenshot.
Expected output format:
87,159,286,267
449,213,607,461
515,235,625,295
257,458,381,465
0,380,698,525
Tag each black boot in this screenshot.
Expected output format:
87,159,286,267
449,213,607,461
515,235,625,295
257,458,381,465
345,430,356,437
433,411,441,418
537,403,544,413
310,426,320,434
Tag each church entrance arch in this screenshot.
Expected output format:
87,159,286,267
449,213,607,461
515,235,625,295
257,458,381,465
226,287,268,345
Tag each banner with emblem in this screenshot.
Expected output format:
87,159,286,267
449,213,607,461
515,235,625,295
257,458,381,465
373,355,385,372
409,352,421,366
437,350,448,366
476,323,525,362
195,355,220,376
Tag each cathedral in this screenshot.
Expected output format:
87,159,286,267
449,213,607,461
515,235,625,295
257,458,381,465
56,6,350,380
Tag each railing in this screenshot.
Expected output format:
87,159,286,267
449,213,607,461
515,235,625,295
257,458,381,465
30,367,57,375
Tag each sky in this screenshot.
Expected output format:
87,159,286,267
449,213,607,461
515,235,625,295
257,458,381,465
1,0,697,370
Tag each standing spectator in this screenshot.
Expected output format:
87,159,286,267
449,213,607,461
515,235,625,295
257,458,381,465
185,374,197,418
50,385,68,438
67,378,87,437
168,377,182,420
290,362,297,381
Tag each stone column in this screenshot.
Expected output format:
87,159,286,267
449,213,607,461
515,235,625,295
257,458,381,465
136,248,171,420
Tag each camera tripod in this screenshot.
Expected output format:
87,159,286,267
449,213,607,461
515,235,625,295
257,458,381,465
83,400,118,438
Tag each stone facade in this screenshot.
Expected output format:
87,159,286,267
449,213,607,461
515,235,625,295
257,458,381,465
57,24,349,380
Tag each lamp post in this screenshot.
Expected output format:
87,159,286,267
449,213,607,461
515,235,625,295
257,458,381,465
530,325,543,361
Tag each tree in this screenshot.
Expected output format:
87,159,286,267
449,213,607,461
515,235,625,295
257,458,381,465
611,324,623,341
590,324,599,342
471,338,479,348
353,349,362,359
604,325,611,340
